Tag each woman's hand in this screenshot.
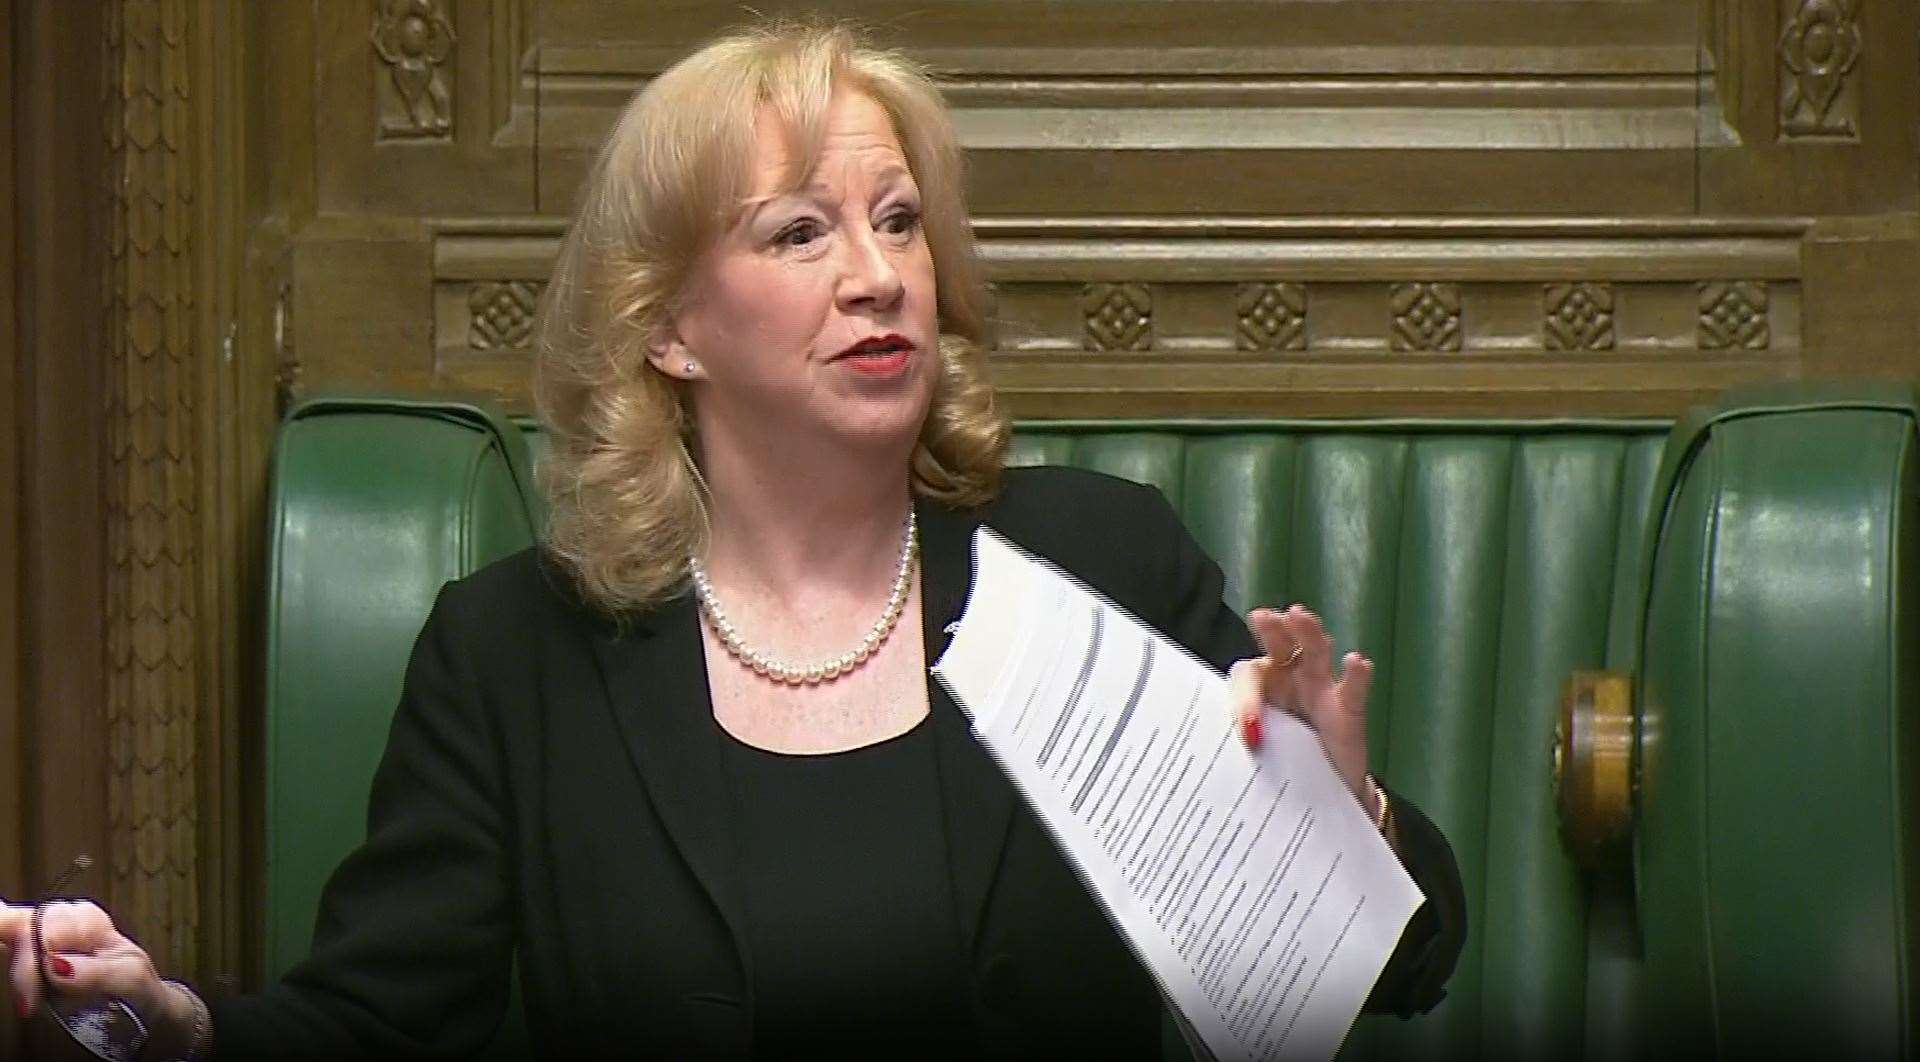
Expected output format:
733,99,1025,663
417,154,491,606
1227,605,1380,821
0,898,191,1033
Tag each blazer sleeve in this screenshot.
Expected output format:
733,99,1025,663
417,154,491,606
210,581,515,1059
1133,480,1466,1020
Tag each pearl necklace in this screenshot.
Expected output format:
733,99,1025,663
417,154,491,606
688,509,918,686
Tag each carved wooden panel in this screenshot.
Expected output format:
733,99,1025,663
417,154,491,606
1703,0,1917,213
1544,283,1616,352
313,0,532,216
279,0,1918,418
1236,283,1308,353
465,280,539,349
1389,283,1463,352
532,0,1704,217
1081,283,1155,351
1697,281,1772,350
103,0,203,976
371,0,458,140
1777,0,1863,140
398,213,1817,416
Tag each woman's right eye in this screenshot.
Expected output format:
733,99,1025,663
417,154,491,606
773,219,824,248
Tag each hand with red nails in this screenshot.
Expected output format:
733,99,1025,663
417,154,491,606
0,897,200,1045
1226,604,1382,823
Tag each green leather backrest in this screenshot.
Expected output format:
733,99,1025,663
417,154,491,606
267,387,1919,1060
265,397,539,980
1634,383,1920,1060
1005,422,1668,1061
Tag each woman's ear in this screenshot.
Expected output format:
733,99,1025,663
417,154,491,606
645,320,703,381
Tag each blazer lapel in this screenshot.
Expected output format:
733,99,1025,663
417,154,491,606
919,496,1018,959
587,592,752,982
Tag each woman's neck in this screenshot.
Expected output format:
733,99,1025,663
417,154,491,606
693,431,916,604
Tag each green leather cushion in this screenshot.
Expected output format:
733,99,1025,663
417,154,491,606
265,398,538,979
1635,384,1920,1059
274,389,1919,1061
1007,421,1667,1060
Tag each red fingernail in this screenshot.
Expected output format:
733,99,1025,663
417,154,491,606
14,992,28,1019
1241,713,1262,749
48,954,72,978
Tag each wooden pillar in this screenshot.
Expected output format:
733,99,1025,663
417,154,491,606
101,0,206,977
5,0,247,1005
97,0,251,985
0,0,21,906
10,0,110,907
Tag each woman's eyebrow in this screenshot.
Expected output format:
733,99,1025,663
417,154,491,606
863,161,913,187
741,191,812,229
742,160,917,228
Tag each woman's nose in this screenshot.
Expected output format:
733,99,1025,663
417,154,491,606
836,225,905,312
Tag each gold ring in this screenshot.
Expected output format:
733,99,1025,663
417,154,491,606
1277,645,1304,668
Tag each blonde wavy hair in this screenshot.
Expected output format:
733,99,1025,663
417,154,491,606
534,19,1009,617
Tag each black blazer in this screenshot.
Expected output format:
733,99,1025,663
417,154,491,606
213,466,1464,1060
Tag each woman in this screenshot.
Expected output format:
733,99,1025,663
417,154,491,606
3,20,1463,1059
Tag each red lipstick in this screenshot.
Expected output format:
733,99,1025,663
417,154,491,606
835,334,915,378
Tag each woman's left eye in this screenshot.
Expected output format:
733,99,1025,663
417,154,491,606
879,209,921,236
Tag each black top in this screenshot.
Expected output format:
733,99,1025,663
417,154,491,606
720,715,974,1059
211,466,1465,1060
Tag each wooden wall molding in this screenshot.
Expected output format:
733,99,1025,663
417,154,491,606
88,0,249,986
487,0,526,146
537,65,1712,152
288,0,1916,416
102,0,206,976
529,0,1707,215
421,214,1807,398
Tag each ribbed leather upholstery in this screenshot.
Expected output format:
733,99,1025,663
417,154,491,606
264,385,1919,1060
1635,383,1920,1060
265,396,539,1056
1009,422,1667,1060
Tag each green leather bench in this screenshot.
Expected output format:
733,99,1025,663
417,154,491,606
264,382,1919,1059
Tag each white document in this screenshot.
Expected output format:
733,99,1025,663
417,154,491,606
932,529,1424,1062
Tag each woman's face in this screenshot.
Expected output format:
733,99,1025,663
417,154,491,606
655,89,940,465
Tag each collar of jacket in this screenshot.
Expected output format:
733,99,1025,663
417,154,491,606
579,494,1018,991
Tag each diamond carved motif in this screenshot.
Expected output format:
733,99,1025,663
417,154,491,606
1081,283,1153,351
1389,282,1462,352
1779,0,1862,139
1697,281,1770,350
372,0,457,140
469,281,543,350
1543,282,1615,351
1236,283,1307,351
